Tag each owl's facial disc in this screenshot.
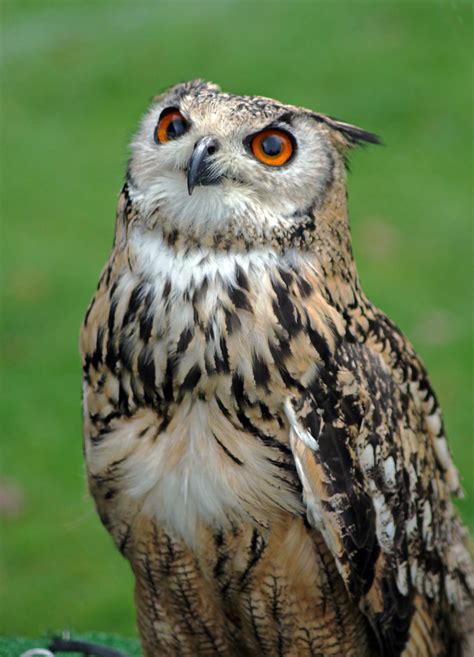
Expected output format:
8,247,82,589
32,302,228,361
129,83,341,240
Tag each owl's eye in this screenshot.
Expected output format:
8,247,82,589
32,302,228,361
249,128,295,166
155,108,189,144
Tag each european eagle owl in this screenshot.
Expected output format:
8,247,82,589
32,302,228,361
80,80,473,657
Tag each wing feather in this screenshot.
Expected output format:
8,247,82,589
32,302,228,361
285,320,473,656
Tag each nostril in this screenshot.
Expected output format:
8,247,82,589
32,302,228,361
193,137,220,158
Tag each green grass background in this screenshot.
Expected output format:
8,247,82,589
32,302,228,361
0,633,141,657
1,0,472,643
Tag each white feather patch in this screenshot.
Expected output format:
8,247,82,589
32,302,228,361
86,398,303,547
284,398,318,451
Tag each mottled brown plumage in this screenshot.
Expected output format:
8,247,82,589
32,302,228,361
80,80,473,656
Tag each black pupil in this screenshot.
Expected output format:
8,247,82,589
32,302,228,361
167,115,187,139
261,134,283,156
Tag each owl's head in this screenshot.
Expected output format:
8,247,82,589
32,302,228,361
127,80,379,250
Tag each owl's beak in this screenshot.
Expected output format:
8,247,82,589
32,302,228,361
187,136,222,195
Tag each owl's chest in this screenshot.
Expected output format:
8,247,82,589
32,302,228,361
83,238,329,543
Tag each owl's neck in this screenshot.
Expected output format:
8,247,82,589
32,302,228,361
310,174,363,309
117,175,362,311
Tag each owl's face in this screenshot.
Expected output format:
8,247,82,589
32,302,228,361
128,80,377,244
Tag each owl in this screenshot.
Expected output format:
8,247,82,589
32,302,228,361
80,80,473,657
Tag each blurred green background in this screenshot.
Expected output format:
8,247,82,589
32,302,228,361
1,0,472,641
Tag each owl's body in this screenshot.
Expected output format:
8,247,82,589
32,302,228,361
81,81,473,656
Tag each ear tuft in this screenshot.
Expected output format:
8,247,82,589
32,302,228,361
312,113,382,147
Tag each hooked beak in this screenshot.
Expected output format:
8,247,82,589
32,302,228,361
187,136,222,195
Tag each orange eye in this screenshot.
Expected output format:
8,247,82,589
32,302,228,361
155,108,188,144
250,128,295,166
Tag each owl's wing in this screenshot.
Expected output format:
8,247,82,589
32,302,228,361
285,317,473,656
